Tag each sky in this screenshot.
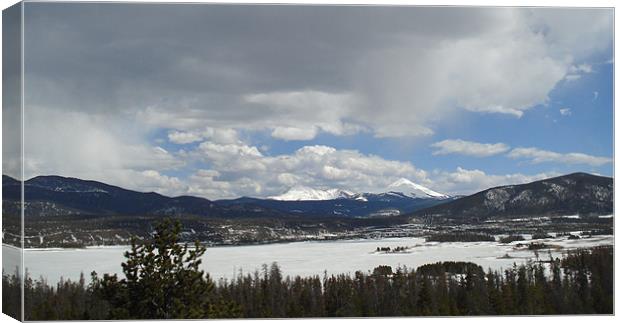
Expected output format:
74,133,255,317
6,3,614,199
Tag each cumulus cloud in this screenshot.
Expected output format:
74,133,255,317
431,139,510,157
243,90,362,140
559,108,572,116
168,131,203,144
569,64,593,74
507,147,612,166
564,63,594,81
177,140,565,198
432,167,558,195
186,170,234,198
177,141,568,199
168,127,240,145
134,170,185,196
182,143,432,199
271,126,318,141
179,141,613,200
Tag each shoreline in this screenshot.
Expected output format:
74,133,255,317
5,235,427,252
4,233,614,252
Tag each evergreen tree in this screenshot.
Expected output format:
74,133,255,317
93,218,215,319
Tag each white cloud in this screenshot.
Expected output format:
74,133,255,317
17,105,186,197
432,167,558,195
508,147,611,166
182,144,568,198
197,141,263,162
168,127,240,145
431,139,510,157
202,128,240,145
243,90,362,140
184,142,432,199
559,108,572,116
23,106,183,178
186,169,234,199
564,63,594,81
569,64,593,74
135,170,185,196
181,142,569,200
168,131,203,144
528,9,612,60
276,173,301,186
271,126,318,141
442,29,567,118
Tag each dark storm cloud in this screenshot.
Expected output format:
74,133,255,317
22,3,514,114
3,3,23,179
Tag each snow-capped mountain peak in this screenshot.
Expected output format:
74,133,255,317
387,178,449,199
268,179,448,201
268,186,356,201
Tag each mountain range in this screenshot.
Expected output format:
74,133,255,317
268,178,449,201
1,175,285,218
414,172,613,218
232,178,453,217
2,175,452,218
2,172,613,220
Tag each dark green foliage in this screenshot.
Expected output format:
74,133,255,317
2,268,22,320
372,265,394,277
583,228,613,236
532,232,552,239
500,235,525,243
92,218,217,319
376,246,408,253
527,242,552,250
7,243,613,319
19,272,110,320
426,232,496,242
416,261,484,277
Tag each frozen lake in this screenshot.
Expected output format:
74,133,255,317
2,235,613,285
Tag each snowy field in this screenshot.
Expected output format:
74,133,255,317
2,235,613,285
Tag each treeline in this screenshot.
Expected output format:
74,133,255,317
216,246,613,317
426,232,496,242
3,246,612,319
2,219,613,319
499,235,526,243
375,246,409,253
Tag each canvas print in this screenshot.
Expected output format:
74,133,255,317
2,2,614,321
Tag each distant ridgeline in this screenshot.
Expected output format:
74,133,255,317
412,173,612,219
2,172,612,219
1,175,452,219
1,172,613,248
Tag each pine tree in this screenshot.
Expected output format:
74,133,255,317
93,218,215,319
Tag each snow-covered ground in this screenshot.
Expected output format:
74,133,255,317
2,235,613,285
